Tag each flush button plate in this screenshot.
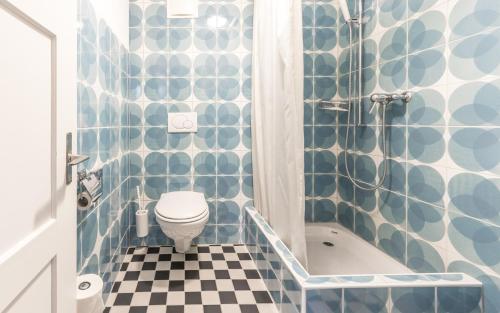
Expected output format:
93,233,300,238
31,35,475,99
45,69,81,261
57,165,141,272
168,112,198,133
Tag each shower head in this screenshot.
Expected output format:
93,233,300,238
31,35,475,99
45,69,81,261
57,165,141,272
337,0,352,22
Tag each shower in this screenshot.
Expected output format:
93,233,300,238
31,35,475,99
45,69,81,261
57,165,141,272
337,0,411,191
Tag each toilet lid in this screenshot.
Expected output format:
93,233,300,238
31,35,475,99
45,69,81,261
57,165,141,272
160,209,209,224
156,191,208,220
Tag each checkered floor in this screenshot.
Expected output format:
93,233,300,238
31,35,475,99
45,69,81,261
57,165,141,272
104,245,278,313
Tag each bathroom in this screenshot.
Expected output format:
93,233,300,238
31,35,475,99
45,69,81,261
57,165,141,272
1,0,499,312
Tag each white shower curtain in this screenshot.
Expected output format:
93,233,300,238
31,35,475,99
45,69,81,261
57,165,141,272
251,0,308,267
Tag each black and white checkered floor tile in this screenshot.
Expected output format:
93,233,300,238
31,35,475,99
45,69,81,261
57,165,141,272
104,245,278,313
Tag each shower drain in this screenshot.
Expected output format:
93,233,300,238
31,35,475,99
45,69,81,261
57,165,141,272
323,241,334,247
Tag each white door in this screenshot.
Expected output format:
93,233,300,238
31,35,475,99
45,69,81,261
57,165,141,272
0,0,77,312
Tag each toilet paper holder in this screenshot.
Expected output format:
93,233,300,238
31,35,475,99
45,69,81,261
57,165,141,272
77,169,103,210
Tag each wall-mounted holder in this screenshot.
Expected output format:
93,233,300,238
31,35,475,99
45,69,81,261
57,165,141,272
319,100,349,112
77,168,103,211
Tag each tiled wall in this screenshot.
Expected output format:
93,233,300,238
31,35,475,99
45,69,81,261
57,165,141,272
303,0,340,223
77,0,133,302
126,0,342,243
127,0,254,245
332,1,500,312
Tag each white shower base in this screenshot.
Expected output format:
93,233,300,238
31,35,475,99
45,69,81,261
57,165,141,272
306,223,412,276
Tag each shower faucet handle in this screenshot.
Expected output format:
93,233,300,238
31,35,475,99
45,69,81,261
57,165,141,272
370,91,412,104
369,101,379,114
370,94,390,104
391,91,412,103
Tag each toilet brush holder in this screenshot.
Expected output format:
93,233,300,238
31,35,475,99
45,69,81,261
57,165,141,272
136,210,149,238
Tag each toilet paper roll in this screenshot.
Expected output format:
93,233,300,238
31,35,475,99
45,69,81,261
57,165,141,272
136,210,149,238
77,192,93,211
77,274,104,313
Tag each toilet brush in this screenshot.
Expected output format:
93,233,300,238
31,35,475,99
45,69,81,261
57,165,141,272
135,185,149,238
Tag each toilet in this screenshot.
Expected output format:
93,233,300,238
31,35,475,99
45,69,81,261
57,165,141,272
155,191,209,253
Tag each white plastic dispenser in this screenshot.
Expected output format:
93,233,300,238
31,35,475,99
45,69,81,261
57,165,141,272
76,274,104,313
136,186,149,238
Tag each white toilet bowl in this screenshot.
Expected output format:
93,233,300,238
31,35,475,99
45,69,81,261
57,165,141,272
155,191,209,253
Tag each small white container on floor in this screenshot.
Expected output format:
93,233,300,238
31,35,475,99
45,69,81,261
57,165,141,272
76,274,104,313
136,210,149,238
135,185,149,238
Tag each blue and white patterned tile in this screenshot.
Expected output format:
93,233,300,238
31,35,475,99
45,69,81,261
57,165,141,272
448,172,500,227
377,189,405,226
79,0,97,45
78,83,98,128
407,163,445,206
437,287,482,313
355,186,377,214
448,79,500,127
409,45,446,88
407,235,446,273
313,199,337,223
380,126,406,158
408,88,445,126
217,225,241,244
390,287,435,313
378,25,407,63
337,202,354,231
354,154,379,186
376,221,406,264
408,0,440,17
144,102,167,126
448,0,500,41
343,288,389,313
378,0,407,28
408,198,446,243
408,8,446,54
378,57,407,92
128,27,143,52
448,28,500,83
408,127,445,164
447,211,500,273
354,209,377,243
448,127,500,175
306,288,341,313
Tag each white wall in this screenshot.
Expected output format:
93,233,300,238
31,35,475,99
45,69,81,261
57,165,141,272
90,0,129,48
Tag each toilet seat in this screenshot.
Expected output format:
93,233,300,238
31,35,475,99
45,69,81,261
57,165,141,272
156,210,209,224
155,191,208,223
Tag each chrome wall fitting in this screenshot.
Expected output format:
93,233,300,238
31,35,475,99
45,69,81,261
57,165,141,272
370,91,412,104
319,100,349,112
77,168,103,210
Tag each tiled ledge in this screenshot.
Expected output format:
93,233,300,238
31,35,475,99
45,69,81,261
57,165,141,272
304,272,482,289
244,207,483,313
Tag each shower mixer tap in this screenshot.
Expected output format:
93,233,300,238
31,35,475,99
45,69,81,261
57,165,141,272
369,91,412,113
370,91,412,104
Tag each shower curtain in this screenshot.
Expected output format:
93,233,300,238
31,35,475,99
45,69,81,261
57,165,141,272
251,0,308,266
